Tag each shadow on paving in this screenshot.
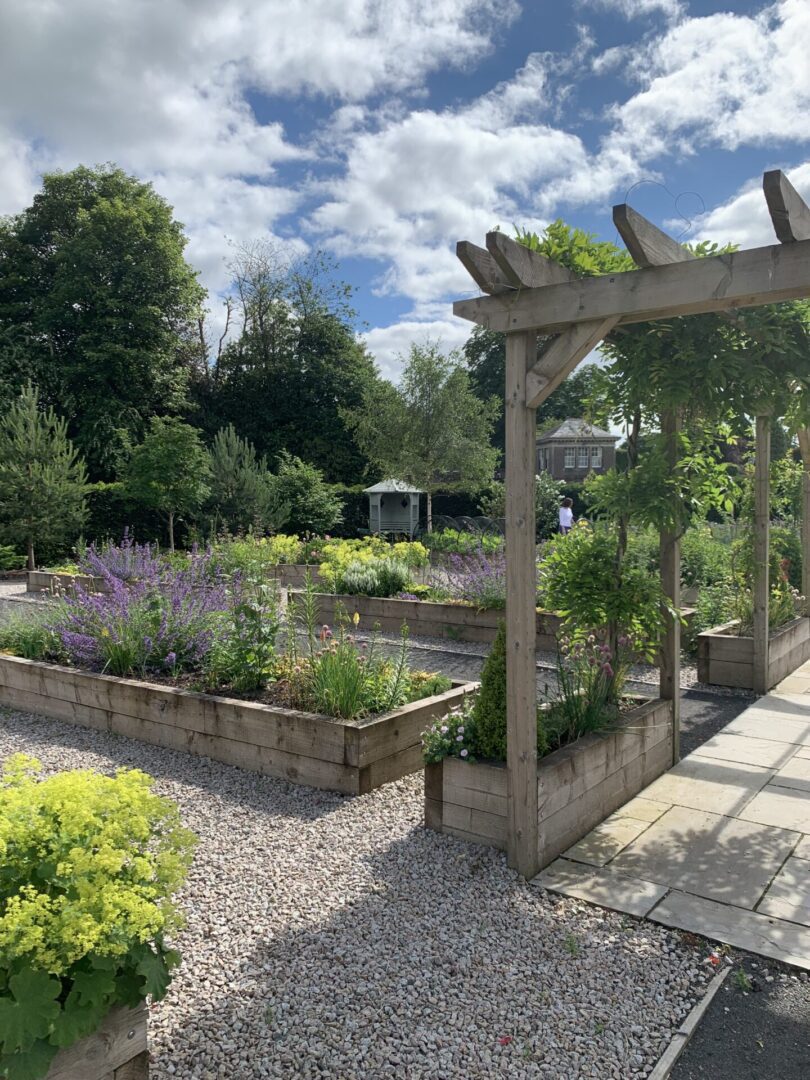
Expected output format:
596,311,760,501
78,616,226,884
677,690,756,759
672,956,810,1079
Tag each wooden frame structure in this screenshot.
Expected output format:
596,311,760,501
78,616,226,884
453,170,810,878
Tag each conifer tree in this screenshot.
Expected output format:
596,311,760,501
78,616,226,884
0,384,88,569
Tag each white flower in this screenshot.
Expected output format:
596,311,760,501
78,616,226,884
456,735,464,742
440,725,449,734
460,749,468,758
457,726,465,735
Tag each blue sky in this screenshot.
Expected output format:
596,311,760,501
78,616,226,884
1,0,808,378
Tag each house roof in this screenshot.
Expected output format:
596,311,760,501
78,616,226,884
536,418,618,443
363,479,422,494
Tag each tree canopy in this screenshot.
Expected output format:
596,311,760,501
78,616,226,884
0,165,205,478
345,342,499,529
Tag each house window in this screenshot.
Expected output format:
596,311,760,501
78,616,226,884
578,446,589,469
591,446,603,469
564,447,575,470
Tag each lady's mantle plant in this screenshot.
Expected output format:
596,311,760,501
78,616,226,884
0,755,196,1080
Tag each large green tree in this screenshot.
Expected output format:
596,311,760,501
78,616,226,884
195,243,380,484
464,326,602,454
125,418,211,550
0,384,88,569
0,165,205,478
345,343,499,530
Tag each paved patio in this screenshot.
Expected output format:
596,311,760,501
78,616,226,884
534,661,810,969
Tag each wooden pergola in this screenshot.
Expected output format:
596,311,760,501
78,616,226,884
454,170,810,879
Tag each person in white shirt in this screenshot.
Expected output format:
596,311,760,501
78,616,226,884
559,498,574,535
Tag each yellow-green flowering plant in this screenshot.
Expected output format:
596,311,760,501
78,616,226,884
0,755,196,1080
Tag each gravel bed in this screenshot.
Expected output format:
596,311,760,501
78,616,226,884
1,706,715,1079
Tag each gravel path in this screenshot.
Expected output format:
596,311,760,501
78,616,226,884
1,707,716,1079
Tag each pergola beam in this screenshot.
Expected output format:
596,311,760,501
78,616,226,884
526,318,618,409
456,241,514,295
764,170,810,244
613,204,694,268
486,232,577,289
454,237,810,334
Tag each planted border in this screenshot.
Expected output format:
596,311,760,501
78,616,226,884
312,593,562,647
27,570,108,595
0,655,476,795
425,698,673,869
696,616,810,690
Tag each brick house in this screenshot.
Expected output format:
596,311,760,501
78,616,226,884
536,418,618,481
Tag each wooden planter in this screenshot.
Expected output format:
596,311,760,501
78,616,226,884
0,655,476,795
27,570,108,595
45,1003,147,1079
696,616,810,690
312,593,563,647
425,698,673,870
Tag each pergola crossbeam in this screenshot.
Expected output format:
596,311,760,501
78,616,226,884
526,318,618,409
486,232,576,290
764,170,810,244
454,237,810,334
456,241,514,295
613,204,694,268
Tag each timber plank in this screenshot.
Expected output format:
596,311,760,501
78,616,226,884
45,1005,147,1080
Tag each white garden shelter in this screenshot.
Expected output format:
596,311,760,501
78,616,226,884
365,480,422,538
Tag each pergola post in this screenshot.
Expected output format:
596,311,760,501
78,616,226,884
753,415,771,695
798,429,810,615
659,410,681,763
504,330,539,878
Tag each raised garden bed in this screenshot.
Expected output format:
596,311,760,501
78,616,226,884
696,616,810,690
45,1003,148,1079
0,654,476,795
312,592,562,647
27,570,108,594
425,697,673,869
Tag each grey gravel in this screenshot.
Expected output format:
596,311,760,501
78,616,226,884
0,706,715,1079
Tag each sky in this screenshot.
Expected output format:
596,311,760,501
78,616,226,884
1,0,809,381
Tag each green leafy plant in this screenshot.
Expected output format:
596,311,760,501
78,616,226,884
425,528,503,557
0,606,64,662
204,583,280,692
0,548,25,574
0,754,196,1080
544,633,631,750
425,622,547,764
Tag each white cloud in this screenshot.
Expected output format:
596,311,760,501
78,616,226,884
693,161,810,249
0,0,519,333
362,318,473,381
579,0,684,20
607,1,810,159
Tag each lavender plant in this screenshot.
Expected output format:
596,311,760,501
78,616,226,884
437,548,511,610
78,532,165,585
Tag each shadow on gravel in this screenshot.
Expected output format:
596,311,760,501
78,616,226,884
677,690,756,759
0,706,348,824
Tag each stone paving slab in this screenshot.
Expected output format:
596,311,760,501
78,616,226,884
531,859,668,917
563,814,652,867
610,804,799,908
758,857,810,925
771,755,810,794
691,731,799,769
738,786,810,834
614,795,671,823
639,756,774,817
649,891,810,972
793,835,810,860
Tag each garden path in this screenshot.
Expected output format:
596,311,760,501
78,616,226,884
535,660,810,970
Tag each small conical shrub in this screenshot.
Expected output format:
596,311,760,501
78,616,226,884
472,621,548,761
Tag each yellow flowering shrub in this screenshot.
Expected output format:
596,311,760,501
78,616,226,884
0,755,196,1080
318,538,428,592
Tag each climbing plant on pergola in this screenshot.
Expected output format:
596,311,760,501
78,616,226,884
454,170,810,879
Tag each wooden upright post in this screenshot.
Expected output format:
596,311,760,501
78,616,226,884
797,429,810,615
504,330,539,878
659,410,681,763
753,415,771,694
